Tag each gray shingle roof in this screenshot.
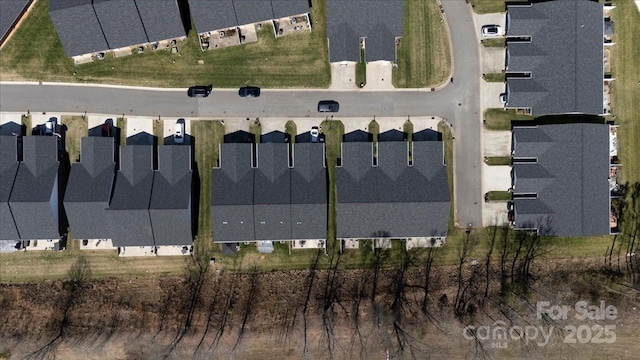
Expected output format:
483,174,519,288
64,137,115,240
212,143,254,206
134,0,186,43
327,0,404,62
49,0,110,57
254,143,291,240
0,0,31,44
233,0,275,25
149,146,192,246
337,141,450,239
291,143,327,240
0,135,20,240
212,142,328,242
271,0,309,18
506,0,604,115
189,0,309,33
108,145,154,247
9,136,59,240
211,143,255,242
512,124,610,236
189,0,238,33
93,0,149,49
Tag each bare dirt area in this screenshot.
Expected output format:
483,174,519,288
2,255,640,360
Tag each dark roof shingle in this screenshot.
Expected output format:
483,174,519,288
326,0,404,62
337,141,450,239
513,123,610,236
0,0,31,44
134,0,186,43
49,0,110,56
64,137,115,240
149,146,193,246
506,0,603,115
9,136,60,240
92,0,148,49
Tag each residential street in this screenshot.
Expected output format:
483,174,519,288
0,0,482,228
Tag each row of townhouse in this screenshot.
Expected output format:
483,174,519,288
210,128,450,253
500,1,622,237
0,133,193,257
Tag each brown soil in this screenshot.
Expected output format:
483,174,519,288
1,258,639,360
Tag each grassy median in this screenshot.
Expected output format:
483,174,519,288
394,0,451,88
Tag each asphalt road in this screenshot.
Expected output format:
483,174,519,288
0,0,483,227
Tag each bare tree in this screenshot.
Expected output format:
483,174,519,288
320,251,345,359
233,266,259,350
164,238,213,358
483,219,500,304
302,249,323,355
24,256,92,360
421,247,438,314
454,230,479,318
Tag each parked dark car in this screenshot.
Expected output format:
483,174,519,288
238,86,261,97
187,85,212,97
318,100,339,113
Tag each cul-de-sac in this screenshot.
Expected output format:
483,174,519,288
0,0,639,358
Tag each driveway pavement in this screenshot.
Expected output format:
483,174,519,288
481,82,506,110
480,47,505,74
365,61,394,90
481,164,511,226
126,117,152,136
483,130,511,157
473,12,506,42
329,62,358,90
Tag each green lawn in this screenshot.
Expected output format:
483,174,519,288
611,1,640,183
483,72,505,83
285,120,297,141
116,118,127,145
484,156,511,166
483,108,535,130
249,121,262,143
192,121,225,250
481,38,506,48
486,191,511,202
0,247,187,283
21,115,31,135
394,0,451,88
403,120,414,143
356,48,366,87
469,0,528,14
61,115,88,163
0,0,330,88
321,119,345,249
153,119,163,145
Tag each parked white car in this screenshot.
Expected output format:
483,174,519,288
481,24,503,37
174,119,184,144
310,126,319,143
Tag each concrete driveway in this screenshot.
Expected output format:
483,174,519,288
473,12,506,42
481,163,511,226
481,82,506,110
126,117,152,136
480,47,505,74
163,118,191,145
365,61,394,90
329,62,358,90
483,130,511,157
